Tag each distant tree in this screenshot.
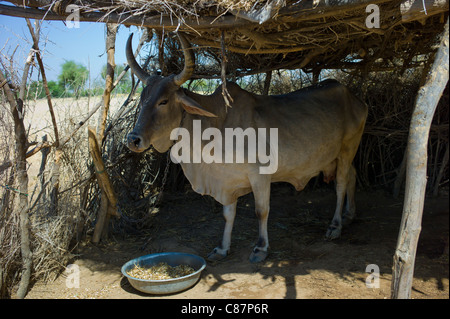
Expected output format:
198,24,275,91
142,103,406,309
58,60,88,98
47,81,65,98
101,64,131,94
27,80,64,99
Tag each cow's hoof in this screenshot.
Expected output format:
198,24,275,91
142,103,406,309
325,225,342,240
249,248,268,263
207,248,227,261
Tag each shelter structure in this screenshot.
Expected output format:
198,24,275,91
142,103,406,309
1,0,448,76
1,0,448,299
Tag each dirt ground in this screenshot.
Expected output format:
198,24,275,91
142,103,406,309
26,185,449,299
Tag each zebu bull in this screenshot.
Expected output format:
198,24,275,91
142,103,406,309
126,33,368,263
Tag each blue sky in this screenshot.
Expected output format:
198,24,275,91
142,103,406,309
0,15,144,83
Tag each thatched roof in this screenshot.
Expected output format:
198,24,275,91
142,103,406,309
1,0,448,77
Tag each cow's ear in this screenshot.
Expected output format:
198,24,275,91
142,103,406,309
176,91,217,118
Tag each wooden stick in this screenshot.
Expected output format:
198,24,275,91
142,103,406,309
0,3,249,30
220,31,233,109
97,23,118,142
92,189,109,244
391,17,449,299
88,126,119,244
26,19,62,216
26,19,59,147
87,127,119,214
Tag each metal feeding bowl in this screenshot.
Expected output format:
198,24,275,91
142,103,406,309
121,252,206,295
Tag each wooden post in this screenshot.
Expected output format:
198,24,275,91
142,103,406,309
92,189,109,244
391,19,449,299
88,127,119,244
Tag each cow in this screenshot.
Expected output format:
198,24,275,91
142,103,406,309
126,33,368,263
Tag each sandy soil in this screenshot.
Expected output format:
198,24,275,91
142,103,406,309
26,186,449,300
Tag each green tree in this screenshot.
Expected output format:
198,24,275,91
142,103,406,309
58,60,89,98
47,80,64,98
101,64,132,94
27,80,63,99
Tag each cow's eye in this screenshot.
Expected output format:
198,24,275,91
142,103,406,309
159,99,168,106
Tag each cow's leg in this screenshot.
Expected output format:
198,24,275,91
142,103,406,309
207,201,237,261
342,165,356,225
249,176,271,263
326,159,351,240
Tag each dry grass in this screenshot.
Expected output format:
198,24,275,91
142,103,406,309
336,69,449,191
90,0,269,15
0,92,127,297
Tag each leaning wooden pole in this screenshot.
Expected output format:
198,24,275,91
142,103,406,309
88,127,119,244
391,19,449,299
85,23,121,244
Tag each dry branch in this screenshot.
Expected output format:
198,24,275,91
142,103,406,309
25,19,59,147
25,19,62,216
0,70,31,300
221,31,233,109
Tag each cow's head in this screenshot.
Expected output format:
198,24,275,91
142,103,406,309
126,33,216,153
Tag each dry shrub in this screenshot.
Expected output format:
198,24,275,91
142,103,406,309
336,68,449,191
0,92,99,297
0,93,21,298
92,94,170,236
30,202,77,282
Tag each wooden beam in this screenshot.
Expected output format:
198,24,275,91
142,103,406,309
1,0,447,32
0,3,249,30
391,17,449,299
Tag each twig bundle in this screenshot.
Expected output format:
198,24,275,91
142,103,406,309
337,68,449,191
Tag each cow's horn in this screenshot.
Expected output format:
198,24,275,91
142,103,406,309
173,33,195,87
126,33,150,85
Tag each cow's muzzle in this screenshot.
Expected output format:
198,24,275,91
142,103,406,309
127,132,145,152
